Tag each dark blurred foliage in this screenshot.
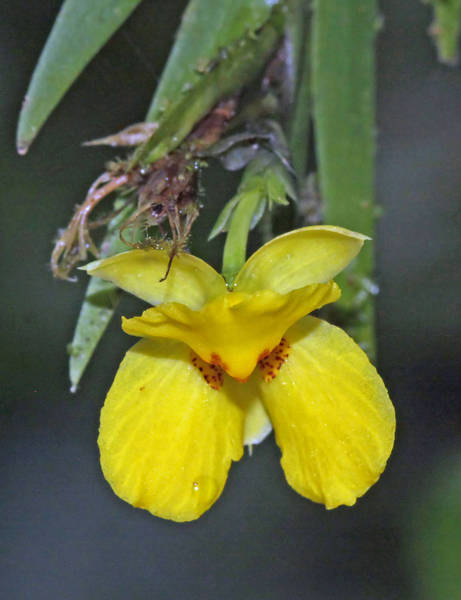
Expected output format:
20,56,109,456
1,1,460,599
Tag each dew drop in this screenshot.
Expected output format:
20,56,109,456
191,477,219,508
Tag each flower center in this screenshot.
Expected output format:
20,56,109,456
191,352,224,390
258,337,290,383
191,337,291,388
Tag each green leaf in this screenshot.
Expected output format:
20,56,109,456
312,0,377,358
146,0,282,123
16,0,143,154
208,195,241,240
426,0,461,65
68,201,135,392
134,0,284,166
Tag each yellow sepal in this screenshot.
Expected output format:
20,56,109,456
235,225,368,294
257,316,395,509
84,249,227,309
122,282,340,381
98,338,244,522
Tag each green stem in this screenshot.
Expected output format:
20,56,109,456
287,0,312,183
312,0,377,358
222,191,260,285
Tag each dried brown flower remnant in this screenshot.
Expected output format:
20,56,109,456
120,154,200,281
50,98,236,281
51,169,134,280
83,122,158,148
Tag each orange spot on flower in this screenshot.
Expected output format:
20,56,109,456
258,337,291,383
258,349,270,361
191,353,224,390
210,352,228,372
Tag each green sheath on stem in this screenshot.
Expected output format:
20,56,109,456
312,0,377,357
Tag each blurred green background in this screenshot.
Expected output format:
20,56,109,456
1,1,461,598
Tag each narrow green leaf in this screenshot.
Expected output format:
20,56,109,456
208,195,241,240
426,0,461,65
134,2,284,166
312,0,377,357
17,0,143,154
68,202,135,392
145,0,282,123
250,197,267,229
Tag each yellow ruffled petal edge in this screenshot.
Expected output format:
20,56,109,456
122,282,340,381
234,225,369,295
84,249,227,310
99,338,244,522
257,316,395,509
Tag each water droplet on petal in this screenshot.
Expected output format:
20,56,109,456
190,477,220,512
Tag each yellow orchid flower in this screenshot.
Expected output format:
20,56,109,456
85,225,395,522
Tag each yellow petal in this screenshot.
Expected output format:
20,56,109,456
122,282,340,381
257,316,395,509
235,225,368,294
84,249,227,309
99,338,244,522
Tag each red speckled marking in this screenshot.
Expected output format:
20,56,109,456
191,353,224,390
258,349,270,361
209,352,229,372
258,338,290,383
